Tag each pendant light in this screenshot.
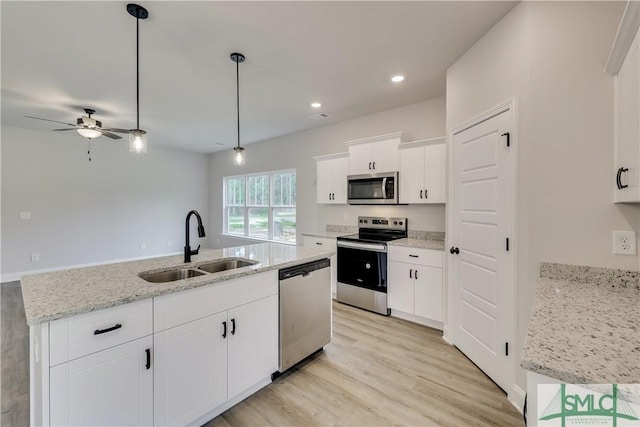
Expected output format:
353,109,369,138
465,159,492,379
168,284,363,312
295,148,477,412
231,52,246,165
127,4,148,154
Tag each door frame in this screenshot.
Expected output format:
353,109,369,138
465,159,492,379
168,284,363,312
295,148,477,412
444,98,520,407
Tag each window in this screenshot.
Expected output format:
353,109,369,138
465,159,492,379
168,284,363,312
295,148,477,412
224,169,296,243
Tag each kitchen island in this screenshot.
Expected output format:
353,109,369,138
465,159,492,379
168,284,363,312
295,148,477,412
22,242,334,426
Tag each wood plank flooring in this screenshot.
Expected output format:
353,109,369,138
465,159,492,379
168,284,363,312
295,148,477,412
1,282,30,427
1,283,523,426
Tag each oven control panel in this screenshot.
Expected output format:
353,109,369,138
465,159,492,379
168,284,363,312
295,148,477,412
358,216,407,231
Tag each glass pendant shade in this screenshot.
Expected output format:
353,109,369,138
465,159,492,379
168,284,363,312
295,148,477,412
77,128,102,139
233,146,245,165
129,129,147,153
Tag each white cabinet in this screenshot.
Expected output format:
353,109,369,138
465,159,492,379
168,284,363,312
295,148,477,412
154,295,277,426
399,137,446,204
388,246,443,325
50,337,153,427
613,24,640,202
315,153,348,204
47,300,154,427
153,271,278,426
345,132,402,175
303,235,337,297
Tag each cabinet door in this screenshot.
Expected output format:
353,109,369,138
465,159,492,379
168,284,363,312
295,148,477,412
414,266,443,322
331,156,349,203
615,28,640,202
316,159,333,203
424,142,446,203
399,146,425,204
372,138,400,173
388,261,414,313
153,312,227,426
50,336,153,427
227,295,278,400
348,143,373,175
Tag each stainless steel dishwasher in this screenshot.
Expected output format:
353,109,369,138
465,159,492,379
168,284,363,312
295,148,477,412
278,258,331,372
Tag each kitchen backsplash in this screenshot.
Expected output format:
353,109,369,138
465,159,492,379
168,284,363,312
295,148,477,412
326,224,445,241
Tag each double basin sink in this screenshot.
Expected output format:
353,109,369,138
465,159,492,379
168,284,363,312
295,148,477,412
139,258,258,283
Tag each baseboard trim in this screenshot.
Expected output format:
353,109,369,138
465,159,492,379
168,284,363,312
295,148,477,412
509,384,526,415
1,251,182,283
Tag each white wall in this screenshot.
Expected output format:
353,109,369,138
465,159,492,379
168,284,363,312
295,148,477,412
447,0,634,399
208,97,446,249
1,126,209,280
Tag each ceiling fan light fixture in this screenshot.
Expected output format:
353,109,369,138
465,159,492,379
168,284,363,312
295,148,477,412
129,129,147,154
77,128,102,139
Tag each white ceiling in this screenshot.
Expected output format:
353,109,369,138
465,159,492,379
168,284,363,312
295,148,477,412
1,1,517,154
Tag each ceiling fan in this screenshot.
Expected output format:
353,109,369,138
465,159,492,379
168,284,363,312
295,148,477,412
25,108,128,140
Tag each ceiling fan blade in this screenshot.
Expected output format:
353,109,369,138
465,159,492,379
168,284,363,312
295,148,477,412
25,116,77,127
100,131,122,139
100,128,130,133
52,128,79,131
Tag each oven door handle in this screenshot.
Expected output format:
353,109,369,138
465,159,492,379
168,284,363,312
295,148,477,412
382,177,387,199
337,240,387,253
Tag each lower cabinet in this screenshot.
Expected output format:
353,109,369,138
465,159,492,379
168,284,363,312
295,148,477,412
154,295,278,426
33,271,279,427
50,336,153,426
388,246,444,325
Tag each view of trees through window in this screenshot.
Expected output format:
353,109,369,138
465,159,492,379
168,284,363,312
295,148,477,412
224,170,296,243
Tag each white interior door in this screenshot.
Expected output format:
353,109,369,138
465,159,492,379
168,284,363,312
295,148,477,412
450,105,513,392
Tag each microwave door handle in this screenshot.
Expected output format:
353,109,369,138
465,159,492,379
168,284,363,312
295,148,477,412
382,177,387,199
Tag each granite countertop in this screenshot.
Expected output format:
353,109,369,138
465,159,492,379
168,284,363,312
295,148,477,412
20,243,334,326
521,263,640,384
301,231,351,239
388,238,445,251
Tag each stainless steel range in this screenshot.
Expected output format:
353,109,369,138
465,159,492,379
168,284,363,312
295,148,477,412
336,216,407,315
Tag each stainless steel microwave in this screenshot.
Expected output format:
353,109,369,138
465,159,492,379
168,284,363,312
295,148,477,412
347,172,398,205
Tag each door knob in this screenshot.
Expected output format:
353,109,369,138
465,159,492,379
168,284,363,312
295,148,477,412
449,247,460,255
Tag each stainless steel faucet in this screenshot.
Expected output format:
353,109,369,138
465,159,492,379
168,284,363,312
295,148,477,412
184,210,206,263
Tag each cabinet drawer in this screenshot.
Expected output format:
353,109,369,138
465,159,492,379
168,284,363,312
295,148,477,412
154,270,278,332
389,246,443,267
49,299,153,366
303,236,336,249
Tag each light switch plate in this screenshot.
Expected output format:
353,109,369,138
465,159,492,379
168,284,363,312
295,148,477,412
613,231,636,255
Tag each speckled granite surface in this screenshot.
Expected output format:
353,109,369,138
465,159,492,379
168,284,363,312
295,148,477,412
21,243,334,326
326,224,358,234
521,264,640,383
301,231,350,239
540,262,639,290
407,230,445,241
388,238,445,251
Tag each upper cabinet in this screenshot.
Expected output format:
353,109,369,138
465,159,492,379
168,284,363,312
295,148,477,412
399,137,446,204
345,132,402,175
315,153,348,204
608,2,640,203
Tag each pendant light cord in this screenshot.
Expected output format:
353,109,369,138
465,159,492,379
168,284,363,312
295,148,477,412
136,16,140,130
236,57,240,149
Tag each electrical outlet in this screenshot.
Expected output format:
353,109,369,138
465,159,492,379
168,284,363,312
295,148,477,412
140,242,146,250
31,253,39,262
613,231,636,255
19,211,31,220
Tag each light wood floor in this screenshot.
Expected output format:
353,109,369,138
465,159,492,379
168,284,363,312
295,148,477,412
1,283,523,427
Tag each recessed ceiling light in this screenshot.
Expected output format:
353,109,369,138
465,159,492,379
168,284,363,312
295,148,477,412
391,75,405,83
311,102,322,108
